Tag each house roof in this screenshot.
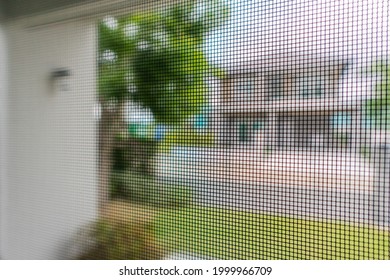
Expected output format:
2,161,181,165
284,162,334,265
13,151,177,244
220,97,361,115
223,53,351,76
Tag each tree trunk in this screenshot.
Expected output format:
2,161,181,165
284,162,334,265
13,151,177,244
98,101,126,211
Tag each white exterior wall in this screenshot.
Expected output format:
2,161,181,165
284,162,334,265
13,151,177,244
0,17,8,259
2,18,98,259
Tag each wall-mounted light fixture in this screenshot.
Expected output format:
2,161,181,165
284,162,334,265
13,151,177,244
50,68,71,93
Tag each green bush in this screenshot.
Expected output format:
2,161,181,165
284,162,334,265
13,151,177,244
77,202,163,260
110,171,193,208
112,137,157,174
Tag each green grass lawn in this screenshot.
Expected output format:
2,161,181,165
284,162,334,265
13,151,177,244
154,206,389,260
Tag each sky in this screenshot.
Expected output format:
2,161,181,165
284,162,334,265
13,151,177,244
205,0,389,68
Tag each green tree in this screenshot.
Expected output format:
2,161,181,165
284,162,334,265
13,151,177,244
98,0,228,207
365,61,390,129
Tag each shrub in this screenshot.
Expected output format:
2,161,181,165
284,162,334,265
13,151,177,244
110,171,193,208
112,137,157,174
77,201,163,260
110,171,156,202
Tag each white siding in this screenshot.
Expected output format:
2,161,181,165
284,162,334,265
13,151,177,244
0,20,8,259
2,18,98,259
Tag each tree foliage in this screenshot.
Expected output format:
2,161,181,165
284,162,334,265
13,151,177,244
98,0,229,124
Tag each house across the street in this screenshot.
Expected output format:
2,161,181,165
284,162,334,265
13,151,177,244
211,55,367,152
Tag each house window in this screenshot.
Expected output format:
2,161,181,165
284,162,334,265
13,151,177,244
236,118,264,144
332,112,352,129
234,76,254,95
332,112,353,147
238,122,250,142
266,75,283,99
297,75,324,97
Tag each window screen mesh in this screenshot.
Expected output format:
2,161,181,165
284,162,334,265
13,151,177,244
1,0,389,260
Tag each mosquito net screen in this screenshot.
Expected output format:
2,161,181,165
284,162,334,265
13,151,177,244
0,0,389,260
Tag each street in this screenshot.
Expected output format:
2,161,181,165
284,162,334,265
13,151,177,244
156,147,389,228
